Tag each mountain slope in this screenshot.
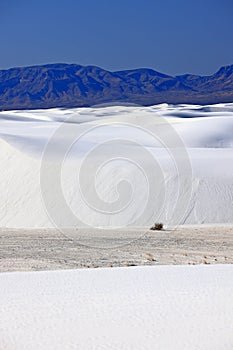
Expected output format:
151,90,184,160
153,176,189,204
0,63,232,110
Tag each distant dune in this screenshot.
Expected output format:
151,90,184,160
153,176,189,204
0,103,232,228
0,63,233,110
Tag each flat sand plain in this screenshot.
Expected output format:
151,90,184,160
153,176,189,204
0,226,233,272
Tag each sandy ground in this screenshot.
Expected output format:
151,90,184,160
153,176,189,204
0,226,232,272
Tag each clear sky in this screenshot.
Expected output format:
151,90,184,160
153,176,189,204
0,0,232,75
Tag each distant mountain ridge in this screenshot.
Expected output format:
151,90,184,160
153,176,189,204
0,63,232,110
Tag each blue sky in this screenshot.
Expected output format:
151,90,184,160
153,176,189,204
0,0,232,75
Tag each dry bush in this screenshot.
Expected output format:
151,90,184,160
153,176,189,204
124,261,137,267
150,223,163,231
146,253,156,262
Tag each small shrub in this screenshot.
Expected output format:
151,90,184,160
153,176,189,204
146,253,156,262
201,256,209,264
125,261,137,267
150,223,163,231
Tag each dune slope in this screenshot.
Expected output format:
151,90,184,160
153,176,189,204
0,103,232,227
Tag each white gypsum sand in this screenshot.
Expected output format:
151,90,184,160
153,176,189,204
0,265,233,350
0,103,232,228
0,105,233,350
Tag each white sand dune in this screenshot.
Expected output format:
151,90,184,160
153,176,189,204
0,265,233,350
1,105,233,349
0,103,233,228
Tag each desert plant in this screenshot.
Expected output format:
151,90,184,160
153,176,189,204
150,223,163,231
146,253,156,261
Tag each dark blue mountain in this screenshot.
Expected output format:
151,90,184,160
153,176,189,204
0,63,232,110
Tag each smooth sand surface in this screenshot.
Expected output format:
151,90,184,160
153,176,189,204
1,265,233,350
0,225,233,272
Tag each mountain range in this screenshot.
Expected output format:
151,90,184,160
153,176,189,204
0,63,232,110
